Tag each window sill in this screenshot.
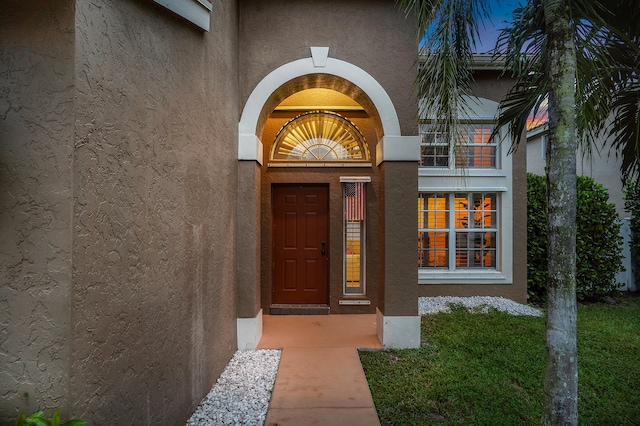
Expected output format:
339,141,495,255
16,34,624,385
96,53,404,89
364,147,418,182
418,270,510,285
268,162,372,168
419,168,506,177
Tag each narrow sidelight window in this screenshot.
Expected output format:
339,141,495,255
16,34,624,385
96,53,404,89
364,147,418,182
343,182,366,294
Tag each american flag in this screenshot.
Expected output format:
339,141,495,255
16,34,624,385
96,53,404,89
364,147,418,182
344,182,365,220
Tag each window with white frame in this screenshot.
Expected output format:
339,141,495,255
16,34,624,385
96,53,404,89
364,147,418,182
420,123,496,168
417,96,513,284
418,193,497,270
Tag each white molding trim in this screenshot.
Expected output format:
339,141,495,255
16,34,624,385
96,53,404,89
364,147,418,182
267,162,371,168
238,134,264,165
238,57,401,143
237,309,263,350
419,95,499,121
376,309,421,349
339,176,372,183
153,0,211,31
376,135,421,166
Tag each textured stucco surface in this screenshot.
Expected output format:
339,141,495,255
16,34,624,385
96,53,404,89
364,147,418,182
70,1,239,424
377,162,419,316
0,1,76,421
239,0,419,136
237,161,262,318
2,0,240,424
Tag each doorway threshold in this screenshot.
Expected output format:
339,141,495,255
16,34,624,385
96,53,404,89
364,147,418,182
270,304,330,315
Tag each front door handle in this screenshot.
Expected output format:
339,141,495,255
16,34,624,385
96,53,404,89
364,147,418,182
321,241,326,255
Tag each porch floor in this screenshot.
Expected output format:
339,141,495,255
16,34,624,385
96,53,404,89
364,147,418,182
258,314,382,426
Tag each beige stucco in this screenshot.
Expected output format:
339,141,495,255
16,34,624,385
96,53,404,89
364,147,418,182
2,0,240,423
0,0,75,418
528,128,629,218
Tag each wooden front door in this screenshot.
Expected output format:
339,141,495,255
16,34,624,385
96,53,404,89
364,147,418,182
272,184,329,304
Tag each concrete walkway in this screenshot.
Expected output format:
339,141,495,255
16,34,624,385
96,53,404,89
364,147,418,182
258,314,382,426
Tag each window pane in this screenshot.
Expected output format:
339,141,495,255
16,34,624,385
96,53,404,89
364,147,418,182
418,193,449,268
471,193,497,229
345,220,364,293
454,124,496,168
453,193,498,269
418,231,449,267
419,125,449,167
274,111,370,162
462,232,496,268
456,232,491,268
344,183,366,295
418,193,448,229
454,196,468,229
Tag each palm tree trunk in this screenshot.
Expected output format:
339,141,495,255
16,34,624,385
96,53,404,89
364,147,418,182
542,0,578,424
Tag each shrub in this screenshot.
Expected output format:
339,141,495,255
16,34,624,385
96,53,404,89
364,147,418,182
527,174,624,302
526,174,548,302
623,179,640,286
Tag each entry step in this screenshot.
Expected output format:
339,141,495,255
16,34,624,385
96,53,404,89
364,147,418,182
270,304,330,315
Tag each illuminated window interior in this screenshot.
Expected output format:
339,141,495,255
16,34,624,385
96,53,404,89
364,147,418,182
343,182,366,294
420,123,496,168
418,193,497,269
272,111,370,162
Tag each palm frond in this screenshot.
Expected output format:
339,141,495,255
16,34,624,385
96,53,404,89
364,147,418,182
399,0,491,137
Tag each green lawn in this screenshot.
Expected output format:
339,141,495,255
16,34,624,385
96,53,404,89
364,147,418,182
359,295,640,425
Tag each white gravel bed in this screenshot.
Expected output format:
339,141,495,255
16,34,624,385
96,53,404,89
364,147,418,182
186,349,281,426
419,296,543,317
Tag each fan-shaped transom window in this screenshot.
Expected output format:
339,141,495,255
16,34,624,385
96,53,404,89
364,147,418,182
271,111,370,163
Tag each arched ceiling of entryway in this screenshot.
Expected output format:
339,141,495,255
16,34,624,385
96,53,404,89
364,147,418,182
256,74,384,141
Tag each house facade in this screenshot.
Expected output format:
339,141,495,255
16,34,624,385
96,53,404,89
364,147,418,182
1,0,525,424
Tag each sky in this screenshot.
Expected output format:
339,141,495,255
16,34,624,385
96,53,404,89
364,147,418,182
475,1,549,130
474,1,521,53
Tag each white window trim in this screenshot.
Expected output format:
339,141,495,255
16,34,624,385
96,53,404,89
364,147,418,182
153,0,212,31
418,110,514,285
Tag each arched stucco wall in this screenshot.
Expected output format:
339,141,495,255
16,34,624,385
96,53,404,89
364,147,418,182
238,50,404,163
236,49,421,351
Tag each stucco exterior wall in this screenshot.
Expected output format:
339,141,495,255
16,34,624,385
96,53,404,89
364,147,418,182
239,0,418,136
2,0,240,424
378,162,419,316
69,1,239,424
0,1,76,421
528,131,629,218
237,160,262,318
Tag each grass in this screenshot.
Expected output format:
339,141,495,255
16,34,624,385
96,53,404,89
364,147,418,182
359,295,640,425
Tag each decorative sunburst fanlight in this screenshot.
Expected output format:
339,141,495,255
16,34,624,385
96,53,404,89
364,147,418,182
272,111,370,162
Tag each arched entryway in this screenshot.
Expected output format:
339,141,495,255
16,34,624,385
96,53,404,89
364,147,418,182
237,48,421,350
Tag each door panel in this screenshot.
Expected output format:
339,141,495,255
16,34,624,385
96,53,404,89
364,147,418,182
273,185,329,304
